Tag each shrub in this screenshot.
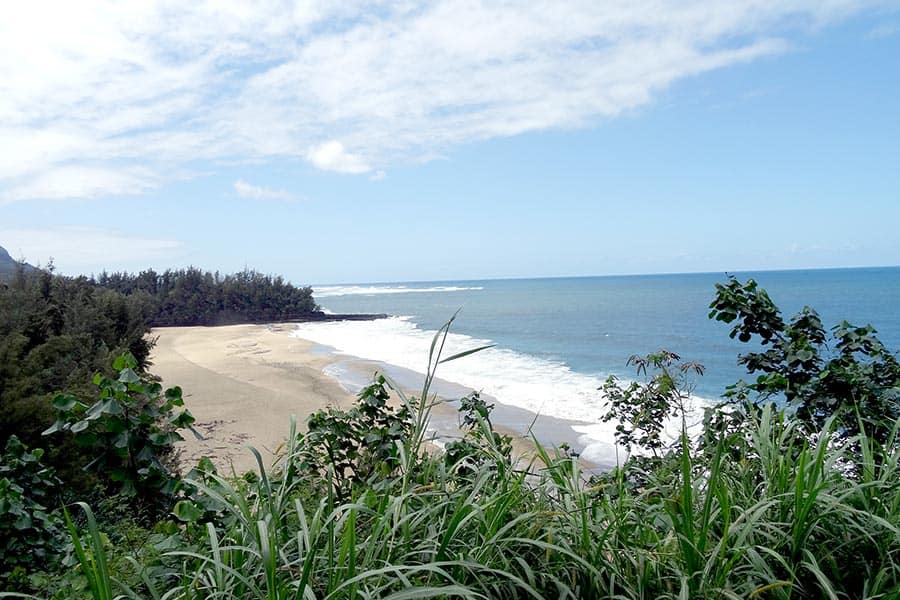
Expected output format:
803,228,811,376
293,375,413,499
709,276,900,443
444,391,513,478
43,353,197,512
600,350,704,457
0,436,63,590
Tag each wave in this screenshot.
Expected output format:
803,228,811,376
290,317,711,467
313,285,483,297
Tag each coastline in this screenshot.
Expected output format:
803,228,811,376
150,323,604,476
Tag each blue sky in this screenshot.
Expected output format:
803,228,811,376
1,2,898,284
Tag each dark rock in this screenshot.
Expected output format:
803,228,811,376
285,311,389,323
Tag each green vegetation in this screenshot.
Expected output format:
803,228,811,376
296,375,414,500
0,436,63,589
0,266,155,499
1,277,898,598
0,259,318,590
710,276,900,443
96,267,317,326
43,354,197,510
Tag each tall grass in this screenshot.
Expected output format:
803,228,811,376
17,423,899,599
84,406,887,600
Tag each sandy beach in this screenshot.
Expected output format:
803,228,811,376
150,324,358,474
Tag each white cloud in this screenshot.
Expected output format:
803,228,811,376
0,1,890,200
3,165,156,203
0,226,183,272
866,22,900,39
306,141,371,174
233,179,300,201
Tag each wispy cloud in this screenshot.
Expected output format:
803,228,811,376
233,179,300,202
865,22,900,39
0,226,183,272
0,1,889,201
2,165,156,204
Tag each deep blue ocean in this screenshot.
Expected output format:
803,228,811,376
291,267,900,462
312,267,900,399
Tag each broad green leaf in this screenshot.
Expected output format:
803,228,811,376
113,353,137,371
118,368,141,384
42,420,65,436
51,394,78,411
172,500,203,523
171,410,195,429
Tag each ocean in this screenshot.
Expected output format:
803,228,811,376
292,267,900,465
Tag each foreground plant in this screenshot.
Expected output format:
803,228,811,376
56,401,891,600
0,437,63,591
600,349,704,457
43,353,198,507
294,375,413,500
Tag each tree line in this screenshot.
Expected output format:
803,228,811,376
95,267,318,326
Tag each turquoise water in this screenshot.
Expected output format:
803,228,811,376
313,267,900,401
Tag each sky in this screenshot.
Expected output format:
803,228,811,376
1,1,899,284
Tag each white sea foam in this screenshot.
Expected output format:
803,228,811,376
571,396,709,465
314,285,483,297
291,317,711,467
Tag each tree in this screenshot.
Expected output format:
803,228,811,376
601,350,704,457
709,276,900,443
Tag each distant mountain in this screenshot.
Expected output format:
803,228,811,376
0,245,36,279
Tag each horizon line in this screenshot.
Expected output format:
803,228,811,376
313,263,900,287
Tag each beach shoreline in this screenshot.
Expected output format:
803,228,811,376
149,323,603,476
